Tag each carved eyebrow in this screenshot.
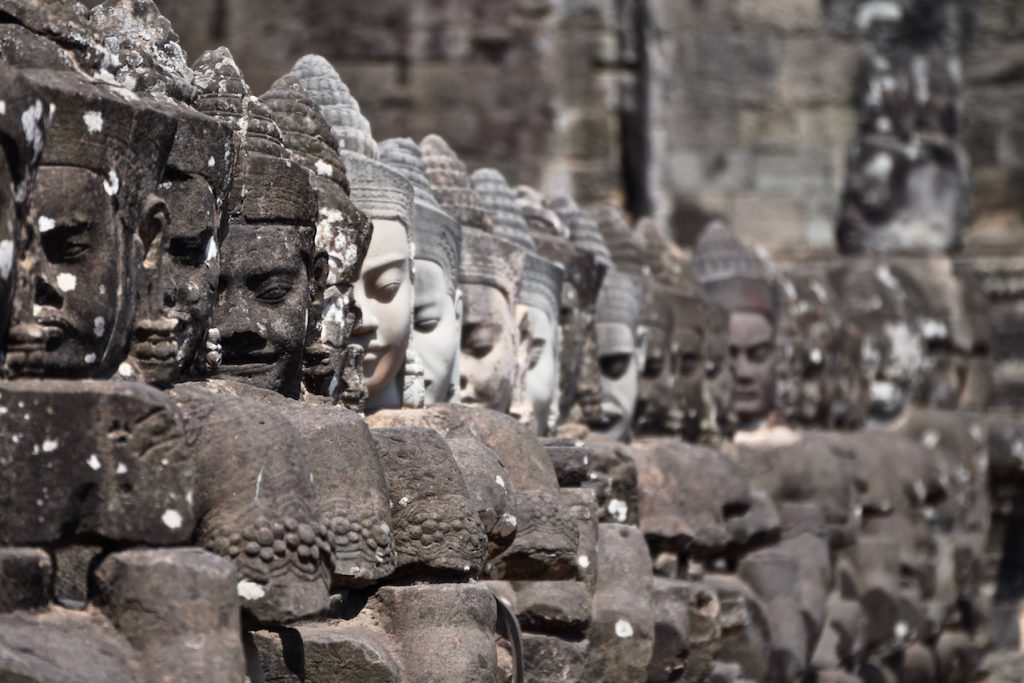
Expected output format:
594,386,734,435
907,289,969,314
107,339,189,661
361,256,407,273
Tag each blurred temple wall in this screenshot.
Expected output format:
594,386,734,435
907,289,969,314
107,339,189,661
155,0,1024,255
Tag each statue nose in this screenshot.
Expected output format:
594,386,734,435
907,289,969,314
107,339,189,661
34,273,63,309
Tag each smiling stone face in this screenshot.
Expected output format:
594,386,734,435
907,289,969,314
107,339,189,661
215,223,315,397
4,69,177,381
351,217,413,408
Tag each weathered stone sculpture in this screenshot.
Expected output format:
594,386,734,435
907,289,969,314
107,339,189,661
518,187,608,429
473,167,564,435
380,137,463,405
0,65,47,358
458,226,527,414
262,67,373,405
837,45,968,254
420,132,492,233
695,222,778,431
5,69,176,380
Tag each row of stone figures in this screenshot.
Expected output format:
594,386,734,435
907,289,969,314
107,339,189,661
0,1,1010,682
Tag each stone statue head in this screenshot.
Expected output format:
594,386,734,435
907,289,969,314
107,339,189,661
147,103,234,385
830,259,927,423
590,204,649,442
591,269,644,441
635,283,675,435
458,227,525,413
345,154,415,412
380,137,462,405
837,51,967,254
776,272,841,427
4,69,177,380
85,0,233,387
547,197,612,424
0,66,47,360
419,133,492,233
262,67,374,404
703,303,735,439
193,48,319,398
472,167,564,434
695,222,778,428
899,256,976,411
953,260,992,411
529,192,608,426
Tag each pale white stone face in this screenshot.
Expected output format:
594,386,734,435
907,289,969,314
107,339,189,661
410,259,462,405
523,305,558,434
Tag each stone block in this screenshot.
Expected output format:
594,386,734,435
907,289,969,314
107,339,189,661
733,0,825,33
0,379,194,546
540,438,590,486
731,191,807,247
0,548,51,613
521,632,588,683
93,548,244,683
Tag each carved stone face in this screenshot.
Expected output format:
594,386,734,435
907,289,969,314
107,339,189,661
6,166,122,376
673,325,705,439
706,311,735,435
411,259,461,404
460,283,517,413
594,321,640,440
523,304,558,433
352,219,413,410
637,323,673,433
0,146,16,350
729,311,776,426
215,223,312,397
159,176,219,379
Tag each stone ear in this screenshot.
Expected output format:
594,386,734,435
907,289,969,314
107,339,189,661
140,194,169,267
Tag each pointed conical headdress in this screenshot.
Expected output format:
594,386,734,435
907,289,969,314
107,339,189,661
380,137,461,294
289,54,378,160
471,168,535,252
694,221,775,318
419,134,492,232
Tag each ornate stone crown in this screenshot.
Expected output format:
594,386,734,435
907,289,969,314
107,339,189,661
289,54,378,160
25,68,178,231
471,168,535,252
596,270,642,332
519,252,565,328
379,137,461,294
419,134,492,233
344,153,414,232
193,48,316,226
694,221,775,318
460,227,524,303
546,194,612,270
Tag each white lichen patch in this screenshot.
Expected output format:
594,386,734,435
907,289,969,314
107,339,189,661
41,439,59,453
315,159,333,177
204,235,218,264
608,498,629,523
38,216,56,233
118,362,133,378
0,239,13,280
236,579,266,601
56,272,77,292
94,316,106,337
614,619,634,638
84,353,96,364
103,169,120,197
208,156,216,168
86,454,101,471
161,509,183,530
21,100,46,155
495,475,506,489
82,111,104,134
398,496,410,507
577,554,590,569
116,462,128,475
